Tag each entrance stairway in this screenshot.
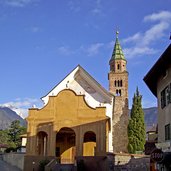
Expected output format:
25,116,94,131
52,164,75,171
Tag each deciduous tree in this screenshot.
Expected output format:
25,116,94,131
8,120,26,149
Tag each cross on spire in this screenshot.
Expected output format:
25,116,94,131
116,30,119,38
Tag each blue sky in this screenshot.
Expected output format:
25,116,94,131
0,0,171,118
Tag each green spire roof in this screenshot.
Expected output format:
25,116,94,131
111,31,126,61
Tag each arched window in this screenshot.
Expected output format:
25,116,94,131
117,64,120,70
37,131,48,156
114,80,117,87
117,80,120,87
119,89,122,96
116,89,118,96
56,127,76,163
120,80,123,87
83,131,96,156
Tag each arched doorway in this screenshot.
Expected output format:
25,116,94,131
56,127,76,164
83,131,96,156
37,131,48,156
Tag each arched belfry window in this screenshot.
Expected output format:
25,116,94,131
116,89,118,96
116,89,122,96
117,64,120,70
119,89,121,96
117,80,120,87
114,80,117,87
120,80,123,87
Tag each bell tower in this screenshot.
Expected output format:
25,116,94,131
108,31,128,98
108,31,129,153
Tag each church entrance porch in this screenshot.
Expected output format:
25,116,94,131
24,119,109,171
56,127,76,164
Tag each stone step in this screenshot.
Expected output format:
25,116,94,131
52,164,75,171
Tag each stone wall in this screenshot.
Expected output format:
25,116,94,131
113,96,129,153
2,153,25,170
114,153,150,171
24,155,55,171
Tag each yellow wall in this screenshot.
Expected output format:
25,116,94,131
27,89,106,131
26,89,108,161
83,142,96,156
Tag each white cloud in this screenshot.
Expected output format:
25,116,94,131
67,0,80,13
144,11,171,22
57,42,104,57
122,10,171,59
142,22,169,46
0,98,43,118
68,0,102,15
123,33,142,44
56,11,171,59
124,47,157,59
82,43,104,56
91,0,102,15
30,26,41,33
91,8,101,14
1,0,37,7
57,46,75,56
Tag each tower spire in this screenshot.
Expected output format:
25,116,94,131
110,31,126,61
109,31,127,73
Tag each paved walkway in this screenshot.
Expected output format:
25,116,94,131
0,159,21,171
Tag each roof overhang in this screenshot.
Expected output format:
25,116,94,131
41,65,113,105
143,44,171,97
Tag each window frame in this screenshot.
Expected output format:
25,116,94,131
161,84,171,109
165,124,170,141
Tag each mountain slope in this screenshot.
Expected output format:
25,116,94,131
0,107,26,130
144,107,158,126
0,106,157,131
129,107,158,131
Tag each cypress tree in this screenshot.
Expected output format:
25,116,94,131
128,87,146,153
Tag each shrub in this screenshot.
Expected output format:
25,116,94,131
39,159,50,171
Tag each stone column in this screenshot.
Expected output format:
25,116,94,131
96,121,106,156
75,128,83,156
47,125,56,156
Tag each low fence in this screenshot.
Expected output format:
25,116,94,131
2,152,150,171
114,153,150,171
2,152,25,170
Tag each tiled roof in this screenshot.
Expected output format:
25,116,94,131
110,32,126,61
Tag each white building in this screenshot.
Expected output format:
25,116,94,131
144,44,171,170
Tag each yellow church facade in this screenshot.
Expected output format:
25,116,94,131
27,88,110,157
24,65,113,171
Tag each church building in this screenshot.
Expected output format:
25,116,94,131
24,32,129,171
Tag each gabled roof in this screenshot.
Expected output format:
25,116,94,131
41,65,113,105
143,44,171,97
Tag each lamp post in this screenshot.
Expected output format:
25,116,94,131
32,161,35,171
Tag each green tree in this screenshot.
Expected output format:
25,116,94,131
8,120,26,149
0,129,9,145
128,87,146,154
